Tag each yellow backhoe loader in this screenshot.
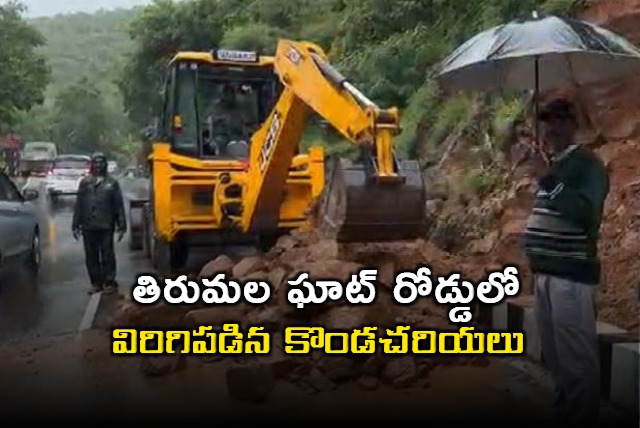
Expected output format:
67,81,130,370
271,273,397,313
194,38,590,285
128,40,427,274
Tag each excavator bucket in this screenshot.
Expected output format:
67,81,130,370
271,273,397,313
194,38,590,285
317,157,427,243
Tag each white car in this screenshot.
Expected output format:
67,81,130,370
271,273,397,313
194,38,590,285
45,154,91,201
108,160,118,174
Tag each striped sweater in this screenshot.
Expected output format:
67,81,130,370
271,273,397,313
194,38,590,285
523,145,609,284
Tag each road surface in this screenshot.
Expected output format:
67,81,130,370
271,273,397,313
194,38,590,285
1,176,254,344
0,177,153,344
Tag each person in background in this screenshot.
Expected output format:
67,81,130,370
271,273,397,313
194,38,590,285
522,98,609,427
504,118,548,173
2,131,21,177
506,119,533,169
72,152,127,295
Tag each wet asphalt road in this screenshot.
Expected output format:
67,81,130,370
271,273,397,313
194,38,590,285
0,177,153,344
0,176,254,345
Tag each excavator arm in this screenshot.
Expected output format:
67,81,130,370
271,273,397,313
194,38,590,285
243,39,426,242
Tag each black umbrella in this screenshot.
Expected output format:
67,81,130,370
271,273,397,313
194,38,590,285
434,12,640,147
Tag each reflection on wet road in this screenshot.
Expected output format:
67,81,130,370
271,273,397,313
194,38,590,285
0,178,152,344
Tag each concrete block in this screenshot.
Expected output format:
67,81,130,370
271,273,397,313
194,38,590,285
597,322,630,399
522,307,542,362
507,301,525,332
492,303,509,330
509,295,535,308
597,321,626,335
609,342,640,417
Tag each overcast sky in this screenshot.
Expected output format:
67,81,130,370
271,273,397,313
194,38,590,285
6,0,152,17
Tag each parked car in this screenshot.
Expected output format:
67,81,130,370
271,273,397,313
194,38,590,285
0,170,41,275
45,154,91,202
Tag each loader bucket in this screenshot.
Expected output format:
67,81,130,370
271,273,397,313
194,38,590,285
318,158,427,243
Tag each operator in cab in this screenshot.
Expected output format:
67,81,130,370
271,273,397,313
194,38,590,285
204,83,252,157
72,152,127,295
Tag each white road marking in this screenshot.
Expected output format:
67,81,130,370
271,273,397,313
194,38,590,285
78,292,101,332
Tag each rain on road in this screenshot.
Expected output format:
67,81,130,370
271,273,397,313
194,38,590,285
0,177,152,344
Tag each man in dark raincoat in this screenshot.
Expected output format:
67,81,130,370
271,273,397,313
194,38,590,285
72,152,127,294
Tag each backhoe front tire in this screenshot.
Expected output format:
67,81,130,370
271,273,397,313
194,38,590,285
257,233,279,253
152,236,189,276
152,237,171,276
171,237,189,271
142,204,152,259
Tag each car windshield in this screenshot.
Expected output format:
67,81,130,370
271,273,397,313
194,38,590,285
25,144,54,152
55,160,88,169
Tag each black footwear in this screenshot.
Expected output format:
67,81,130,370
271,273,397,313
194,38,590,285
89,284,103,295
103,284,118,295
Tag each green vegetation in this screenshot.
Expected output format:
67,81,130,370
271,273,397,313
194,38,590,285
120,0,583,159
6,0,587,165
0,1,49,129
11,5,138,158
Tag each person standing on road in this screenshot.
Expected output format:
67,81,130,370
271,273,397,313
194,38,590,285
72,152,127,295
523,98,609,427
2,131,21,177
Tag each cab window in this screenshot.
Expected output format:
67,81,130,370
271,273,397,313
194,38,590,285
171,62,199,157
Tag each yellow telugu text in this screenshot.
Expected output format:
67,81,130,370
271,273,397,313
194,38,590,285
112,325,524,355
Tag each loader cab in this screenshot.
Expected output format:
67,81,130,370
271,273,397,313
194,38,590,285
161,50,281,160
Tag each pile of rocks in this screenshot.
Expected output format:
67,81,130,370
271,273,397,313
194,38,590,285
113,230,489,401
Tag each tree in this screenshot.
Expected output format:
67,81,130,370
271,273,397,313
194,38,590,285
50,78,114,154
118,0,231,130
119,0,343,130
0,1,50,129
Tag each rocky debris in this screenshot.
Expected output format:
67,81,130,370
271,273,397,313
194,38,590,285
198,238,472,401
239,270,270,285
264,353,309,380
311,306,369,330
312,299,397,330
112,299,194,329
140,351,187,377
232,256,267,279
307,368,336,392
198,254,235,278
360,354,385,377
381,356,418,388
244,307,283,333
122,216,543,400
275,235,297,252
357,375,379,391
183,306,249,327
226,362,275,403
425,199,444,218
267,266,289,293
467,230,500,255
315,355,356,383
288,259,363,280
376,258,397,289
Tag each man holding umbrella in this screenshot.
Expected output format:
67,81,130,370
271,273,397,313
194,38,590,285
434,11,640,425
524,97,609,426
